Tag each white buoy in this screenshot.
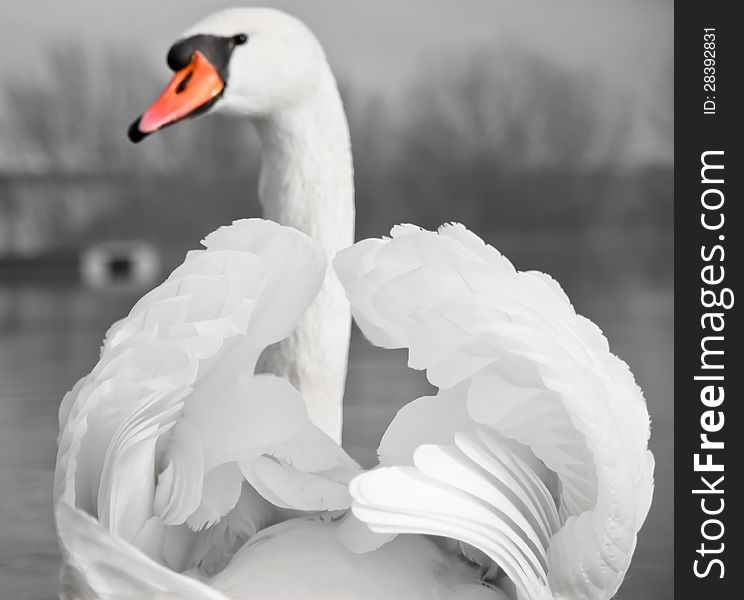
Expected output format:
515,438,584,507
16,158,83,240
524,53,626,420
80,241,160,290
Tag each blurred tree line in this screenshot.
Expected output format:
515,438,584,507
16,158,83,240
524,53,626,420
0,43,672,282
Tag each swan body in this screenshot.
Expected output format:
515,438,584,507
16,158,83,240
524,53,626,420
58,505,505,600
56,221,653,600
209,518,502,600
54,7,653,600
54,220,508,600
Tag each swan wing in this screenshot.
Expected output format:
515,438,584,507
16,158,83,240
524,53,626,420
335,223,654,600
56,219,358,574
56,501,229,600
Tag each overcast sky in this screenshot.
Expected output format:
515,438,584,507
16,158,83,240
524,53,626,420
1,0,672,162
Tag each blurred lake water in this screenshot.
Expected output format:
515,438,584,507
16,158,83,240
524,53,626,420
0,245,673,600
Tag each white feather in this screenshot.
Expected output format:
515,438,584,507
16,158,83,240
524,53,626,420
336,224,654,600
56,501,229,600
56,219,359,574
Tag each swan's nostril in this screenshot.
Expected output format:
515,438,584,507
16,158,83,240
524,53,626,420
176,71,193,94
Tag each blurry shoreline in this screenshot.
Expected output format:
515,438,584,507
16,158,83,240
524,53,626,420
1,44,671,260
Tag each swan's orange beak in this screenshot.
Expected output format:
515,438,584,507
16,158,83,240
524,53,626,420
128,51,224,143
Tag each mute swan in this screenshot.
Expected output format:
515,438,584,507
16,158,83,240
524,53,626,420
54,7,654,600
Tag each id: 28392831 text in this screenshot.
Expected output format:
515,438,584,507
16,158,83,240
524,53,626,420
703,28,716,115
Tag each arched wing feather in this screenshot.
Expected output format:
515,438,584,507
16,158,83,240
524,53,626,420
56,501,229,600
56,219,359,574
335,223,654,600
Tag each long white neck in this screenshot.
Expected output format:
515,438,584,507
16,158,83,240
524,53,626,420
253,64,354,444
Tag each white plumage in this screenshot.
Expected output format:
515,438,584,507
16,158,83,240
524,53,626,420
335,223,654,600
55,220,359,580
56,222,653,600
53,8,653,600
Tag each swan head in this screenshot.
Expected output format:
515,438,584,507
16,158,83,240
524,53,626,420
128,8,326,142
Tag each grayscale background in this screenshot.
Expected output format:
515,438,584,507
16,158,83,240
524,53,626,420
0,1,673,598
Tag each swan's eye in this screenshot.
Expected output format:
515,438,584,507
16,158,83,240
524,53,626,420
233,34,248,46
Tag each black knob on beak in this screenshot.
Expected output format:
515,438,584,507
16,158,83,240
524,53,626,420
167,37,200,71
